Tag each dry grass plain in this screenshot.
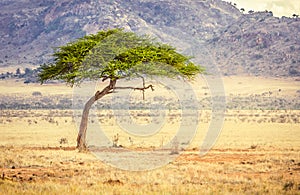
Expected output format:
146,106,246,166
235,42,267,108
0,76,299,194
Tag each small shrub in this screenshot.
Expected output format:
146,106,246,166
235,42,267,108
170,137,179,155
283,181,294,191
250,144,258,149
59,138,68,144
112,134,119,147
32,91,42,96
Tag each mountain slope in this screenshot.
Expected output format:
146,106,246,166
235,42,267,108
0,0,299,76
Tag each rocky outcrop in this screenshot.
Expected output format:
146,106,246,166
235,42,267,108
0,0,299,76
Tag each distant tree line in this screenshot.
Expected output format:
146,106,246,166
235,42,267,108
229,2,298,18
0,67,41,83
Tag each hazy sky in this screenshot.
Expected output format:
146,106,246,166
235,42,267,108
225,0,300,17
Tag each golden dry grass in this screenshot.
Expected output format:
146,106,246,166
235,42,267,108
0,76,299,194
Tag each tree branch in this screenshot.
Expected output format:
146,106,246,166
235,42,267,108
114,75,154,100
114,84,154,92
94,79,117,100
101,76,109,82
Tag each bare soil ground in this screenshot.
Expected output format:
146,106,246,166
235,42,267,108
0,76,299,194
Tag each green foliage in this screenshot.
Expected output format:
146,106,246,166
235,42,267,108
39,29,121,84
39,29,204,85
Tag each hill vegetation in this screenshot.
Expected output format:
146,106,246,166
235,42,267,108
0,0,299,76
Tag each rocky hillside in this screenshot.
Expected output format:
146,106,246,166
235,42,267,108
0,0,299,76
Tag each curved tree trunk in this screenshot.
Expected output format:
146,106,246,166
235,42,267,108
76,96,96,150
76,79,116,151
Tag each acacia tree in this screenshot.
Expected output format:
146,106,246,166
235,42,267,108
39,29,204,151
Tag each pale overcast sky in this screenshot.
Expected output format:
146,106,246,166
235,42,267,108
225,0,300,17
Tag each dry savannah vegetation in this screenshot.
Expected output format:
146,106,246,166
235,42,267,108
0,76,299,194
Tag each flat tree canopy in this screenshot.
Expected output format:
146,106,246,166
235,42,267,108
38,28,204,150
39,28,203,85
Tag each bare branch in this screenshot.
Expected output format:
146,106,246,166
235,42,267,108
113,74,154,100
141,75,146,100
114,84,154,92
102,76,109,82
